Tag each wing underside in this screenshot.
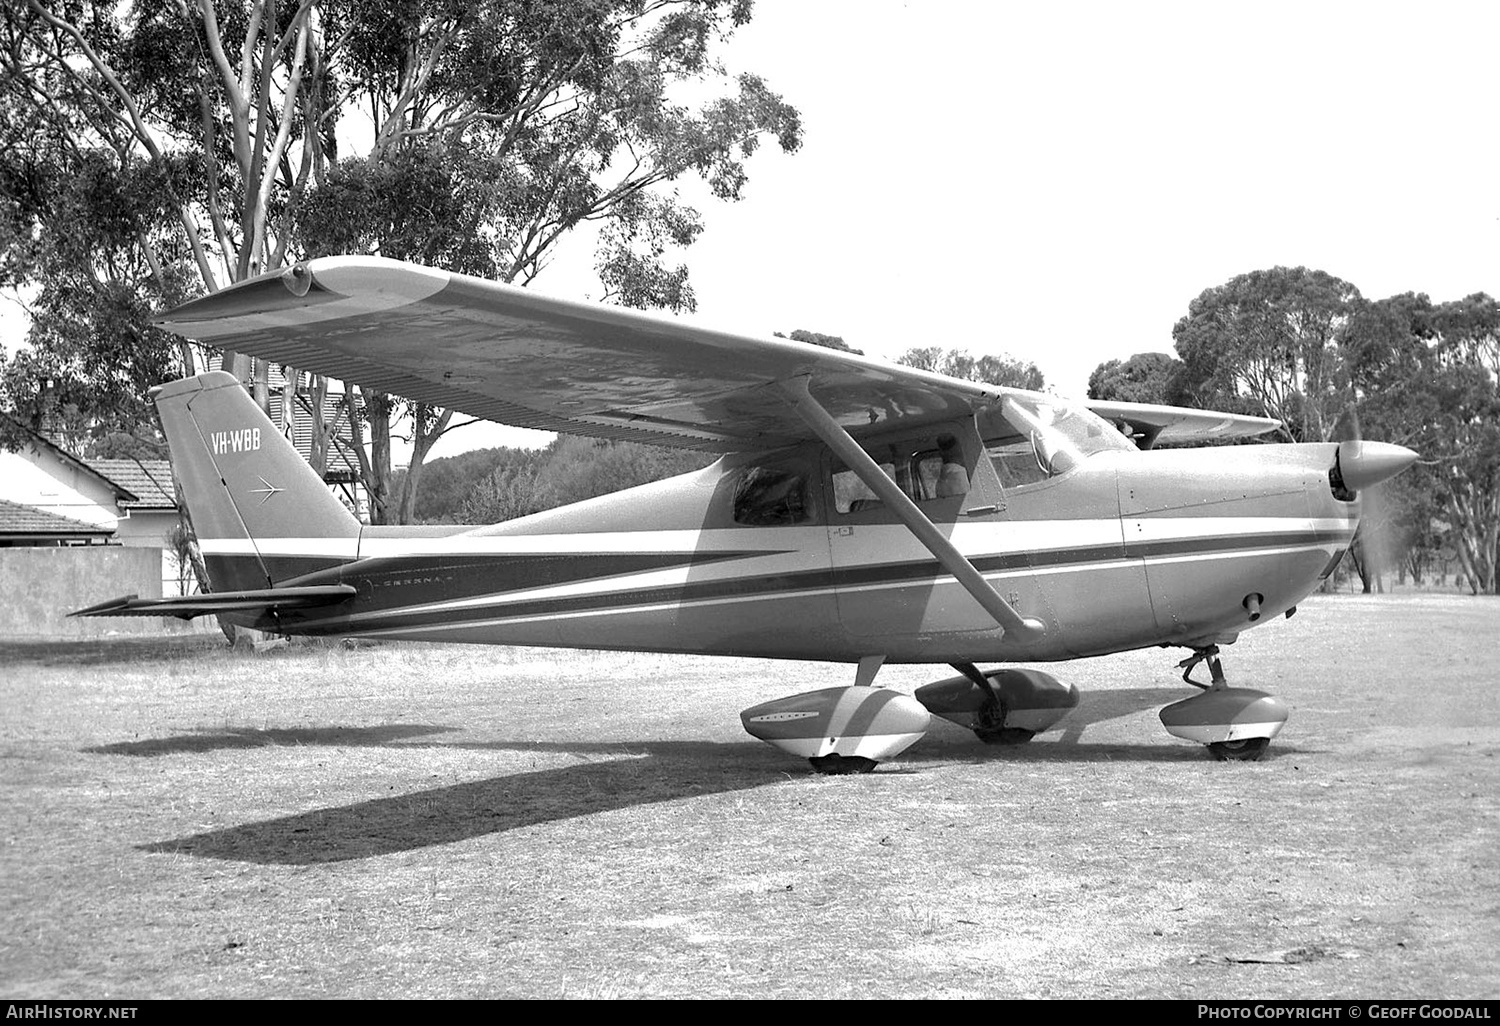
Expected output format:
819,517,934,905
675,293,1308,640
159,257,1280,452
158,258,996,452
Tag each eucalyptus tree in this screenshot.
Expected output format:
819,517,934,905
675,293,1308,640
1168,266,1362,443
1086,352,1180,405
1,0,801,521
896,346,1045,391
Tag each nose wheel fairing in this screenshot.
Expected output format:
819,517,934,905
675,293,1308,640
1158,646,1289,761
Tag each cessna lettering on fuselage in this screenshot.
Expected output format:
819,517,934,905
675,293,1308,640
75,256,1419,774
211,428,260,455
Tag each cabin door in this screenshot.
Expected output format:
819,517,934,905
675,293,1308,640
826,424,1009,637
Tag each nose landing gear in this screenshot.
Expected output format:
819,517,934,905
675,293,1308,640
1159,646,1288,761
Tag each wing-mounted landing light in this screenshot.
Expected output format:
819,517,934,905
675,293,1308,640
775,376,1045,642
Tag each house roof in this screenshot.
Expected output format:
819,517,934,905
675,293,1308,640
0,498,113,538
86,459,177,509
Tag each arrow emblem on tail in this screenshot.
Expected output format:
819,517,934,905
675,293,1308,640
249,476,283,505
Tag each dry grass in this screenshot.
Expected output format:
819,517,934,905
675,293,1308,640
1,594,1497,999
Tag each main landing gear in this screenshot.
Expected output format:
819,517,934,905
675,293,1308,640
1158,646,1289,761
740,685,932,774
914,664,1079,745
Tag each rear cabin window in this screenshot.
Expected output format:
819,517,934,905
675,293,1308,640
733,466,810,525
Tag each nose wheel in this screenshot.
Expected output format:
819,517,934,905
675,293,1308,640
1207,737,1271,761
1159,646,1288,761
808,754,878,774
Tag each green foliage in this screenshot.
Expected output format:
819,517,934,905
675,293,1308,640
595,193,703,312
0,135,200,453
400,446,534,523
2,0,801,520
1087,352,1180,404
457,435,714,524
297,0,801,294
1169,267,1362,442
295,143,506,277
774,329,862,356
1153,266,1499,593
896,347,1045,390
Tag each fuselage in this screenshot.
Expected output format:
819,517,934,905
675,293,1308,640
208,433,1358,664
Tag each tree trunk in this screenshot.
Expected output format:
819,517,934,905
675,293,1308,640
392,403,455,524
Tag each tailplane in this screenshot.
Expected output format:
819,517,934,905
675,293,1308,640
155,371,361,590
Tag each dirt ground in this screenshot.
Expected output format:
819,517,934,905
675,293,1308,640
1,593,1496,999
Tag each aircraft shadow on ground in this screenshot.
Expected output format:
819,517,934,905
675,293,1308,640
917,686,1208,764
85,723,459,757
130,686,1260,865
140,739,786,865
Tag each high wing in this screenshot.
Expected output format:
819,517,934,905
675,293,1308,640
1084,399,1281,449
71,585,357,621
158,257,1002,452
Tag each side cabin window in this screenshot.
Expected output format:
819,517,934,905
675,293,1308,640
832,432,971,514
733,465,810,526
986,436,1051,489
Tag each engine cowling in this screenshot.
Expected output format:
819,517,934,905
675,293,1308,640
915,668,1079,735
740,686,930,764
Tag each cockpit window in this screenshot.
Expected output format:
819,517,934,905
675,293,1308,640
981,396,1134,488
733,466,810,525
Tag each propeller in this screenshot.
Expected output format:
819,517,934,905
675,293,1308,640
1331,404,1416,590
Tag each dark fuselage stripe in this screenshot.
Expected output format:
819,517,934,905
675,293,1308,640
264,527,1352,633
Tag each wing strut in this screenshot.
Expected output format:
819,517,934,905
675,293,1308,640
776,377,1045,642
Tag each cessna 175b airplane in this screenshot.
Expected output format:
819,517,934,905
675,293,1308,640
76,257,1418,772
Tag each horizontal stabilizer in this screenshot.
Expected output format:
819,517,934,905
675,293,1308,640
71,585,357,620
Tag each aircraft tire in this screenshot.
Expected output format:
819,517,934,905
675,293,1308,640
808,755,878,775
1207,737,1270,762
975,727,1035,745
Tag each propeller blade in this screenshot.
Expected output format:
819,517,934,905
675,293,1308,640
1331,404,1363,443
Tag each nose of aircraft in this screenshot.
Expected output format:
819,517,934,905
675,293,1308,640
1336,440,1419,492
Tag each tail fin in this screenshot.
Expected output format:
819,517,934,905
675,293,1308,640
155,371,361,590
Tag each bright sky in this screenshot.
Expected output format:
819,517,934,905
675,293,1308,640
438,0,1498,458
5,0,1495,462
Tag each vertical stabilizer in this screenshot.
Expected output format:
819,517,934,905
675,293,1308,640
154,371,361,590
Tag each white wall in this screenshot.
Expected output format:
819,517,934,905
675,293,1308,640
0,447,120,529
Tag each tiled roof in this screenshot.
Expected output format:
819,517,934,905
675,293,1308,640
0,499,112,537
87,459,178,509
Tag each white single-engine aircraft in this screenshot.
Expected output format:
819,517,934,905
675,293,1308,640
76,257,1418,771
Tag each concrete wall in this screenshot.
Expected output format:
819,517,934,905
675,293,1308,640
0,546,205,638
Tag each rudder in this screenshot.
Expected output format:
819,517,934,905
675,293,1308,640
155,371,361,590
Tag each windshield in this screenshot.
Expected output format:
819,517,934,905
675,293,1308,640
980,395,1135,485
